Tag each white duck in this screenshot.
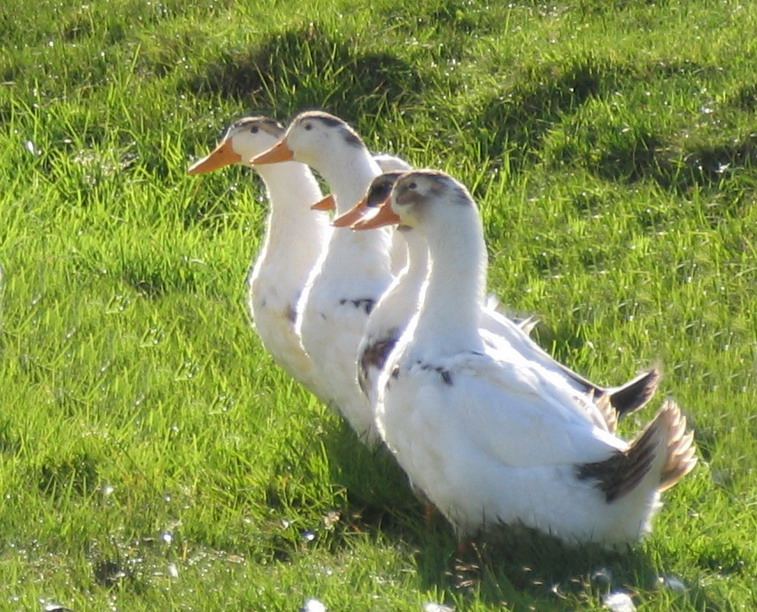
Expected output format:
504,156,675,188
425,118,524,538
188,117,333,400
331,171,425,407
345,172,660,431
249,111,394,443
362,169,696,545
308,154,411,275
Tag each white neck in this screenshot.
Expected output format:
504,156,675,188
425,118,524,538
397,226,430,292
315,145,392,271
316,147,382,215
411,207,487,357
253,161,330,262
368,226,429,333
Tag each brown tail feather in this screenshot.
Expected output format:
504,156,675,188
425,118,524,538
576,398,696,502
594,392,618,433
576,417,660,503
658,399,698,491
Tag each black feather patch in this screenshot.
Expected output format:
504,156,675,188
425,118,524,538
419,363,454,386
339,298,375,315
358,336,398,394
575,422,658,502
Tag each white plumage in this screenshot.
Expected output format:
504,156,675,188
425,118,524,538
251,111,395,443
367,170,696,545
188,117,332,400
348,172,660,432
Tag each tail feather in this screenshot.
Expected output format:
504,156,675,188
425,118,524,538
576,398,696,503
559,366,661,424
594,392,618,433
658,400,698,491
607,367,662,418
576,418,659,503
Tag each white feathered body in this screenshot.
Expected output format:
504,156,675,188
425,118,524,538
373,170,693,546
284,112,395,442
377,338,665,544
297,217,393,440
248,160,332,398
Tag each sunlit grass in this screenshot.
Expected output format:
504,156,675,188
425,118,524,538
0,0,755,609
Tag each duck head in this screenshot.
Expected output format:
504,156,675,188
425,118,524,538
352,170,476,232
250,111,365,168
188,117,285,174
390,170,476,228
332,171,405,228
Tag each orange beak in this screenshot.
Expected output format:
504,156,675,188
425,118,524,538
351,199,400,230
311,194,336,211
332,197,369,227
188,139,242,174
249,139,294,165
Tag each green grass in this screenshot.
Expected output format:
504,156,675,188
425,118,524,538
1,0,755,609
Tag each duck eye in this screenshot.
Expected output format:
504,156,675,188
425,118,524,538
304,123,312,131
250,126,259,134
408,182,417,190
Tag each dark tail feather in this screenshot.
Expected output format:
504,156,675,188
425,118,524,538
576,412,660,503
555,366,659,425
607,367,661,418
576,398,697,503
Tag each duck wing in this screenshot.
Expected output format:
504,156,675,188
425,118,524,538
438,351,627,468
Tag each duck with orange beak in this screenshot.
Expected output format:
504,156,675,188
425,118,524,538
347,172,661,431
188,117,333,401
249,111,400,444
353,169,696,545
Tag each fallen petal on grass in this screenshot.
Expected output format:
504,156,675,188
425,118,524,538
424,603,455,612
300,599,327,612
603,591,636,612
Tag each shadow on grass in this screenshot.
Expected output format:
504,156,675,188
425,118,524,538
184,23,424,120
413,525,732,610
726,82,757,112
418,530,635,609
467,52,757,197
588,131,757,194
319,420,421,534
465,54,618,172
38,451,100,498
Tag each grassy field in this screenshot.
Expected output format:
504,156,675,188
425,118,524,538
1,0,755,609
